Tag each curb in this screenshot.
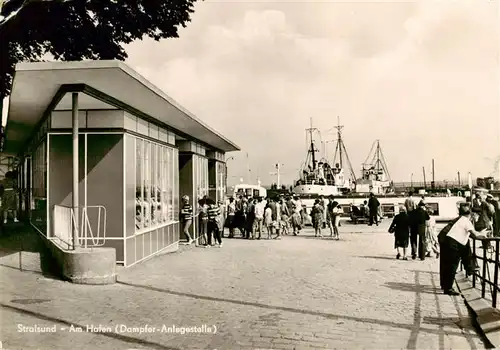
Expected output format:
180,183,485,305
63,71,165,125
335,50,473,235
456,271,500,348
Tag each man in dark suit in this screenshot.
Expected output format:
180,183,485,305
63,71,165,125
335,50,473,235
368,193,380,226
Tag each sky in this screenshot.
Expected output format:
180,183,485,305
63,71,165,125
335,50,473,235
123,0,500,186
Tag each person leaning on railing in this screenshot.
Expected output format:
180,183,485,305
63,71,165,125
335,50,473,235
439,203,489,296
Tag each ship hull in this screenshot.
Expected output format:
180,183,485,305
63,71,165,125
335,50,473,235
292,184,347,197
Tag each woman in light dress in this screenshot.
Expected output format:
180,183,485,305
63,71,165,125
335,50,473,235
425,207,440,258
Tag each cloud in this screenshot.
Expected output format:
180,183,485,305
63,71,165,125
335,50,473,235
125,1,500,185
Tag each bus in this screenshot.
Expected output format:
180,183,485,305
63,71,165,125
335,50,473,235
232,184,267,199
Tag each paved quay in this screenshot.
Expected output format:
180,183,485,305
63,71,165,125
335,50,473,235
0,221,490,350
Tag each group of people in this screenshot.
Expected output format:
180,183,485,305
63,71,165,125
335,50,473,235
388,191,499,296
388,192,438,261
309,196,342,239
224,195,307,240
350,193,384,226
180,195,224,248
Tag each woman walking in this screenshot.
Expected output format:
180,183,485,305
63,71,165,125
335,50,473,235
291,198,302,235
311,199,324,238
425,207,440,258
388,206,411,260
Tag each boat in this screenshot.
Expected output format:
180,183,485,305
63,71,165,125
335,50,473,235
292,118,356,197
356,140,393,195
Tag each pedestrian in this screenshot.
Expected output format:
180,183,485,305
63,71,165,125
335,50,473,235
245,198,256,239
254,197,265,239
198,198,209,246
291,196,302,235
326,196,336,237
367,193,380,226
439,204,486,295
474,195,495,234
225,197,236,238
279,198,290,235
311,199,324,237
413,202,430,260
425,206,440,258
388,206,411,260
207,198,223,247
333,204,341,240
264,204,273,239
180,195,194,244
486,194,500,237
0,171,19,224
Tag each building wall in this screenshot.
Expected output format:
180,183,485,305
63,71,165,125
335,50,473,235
47,133,124,262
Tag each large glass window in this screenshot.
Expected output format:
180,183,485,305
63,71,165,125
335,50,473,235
31,140,47,234
216,162,227,203
135,137,176,233
193,155,209,202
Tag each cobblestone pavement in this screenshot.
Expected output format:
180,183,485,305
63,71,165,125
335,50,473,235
0,221,489,349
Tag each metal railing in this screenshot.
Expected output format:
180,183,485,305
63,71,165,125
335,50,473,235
465,236,500,308
52,205,107,249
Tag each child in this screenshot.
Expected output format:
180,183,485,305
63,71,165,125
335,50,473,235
264,205,273,239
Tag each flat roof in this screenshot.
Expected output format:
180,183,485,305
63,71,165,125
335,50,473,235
5,60,240,153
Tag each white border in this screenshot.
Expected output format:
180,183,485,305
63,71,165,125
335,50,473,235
123,133,127,266
46,136,50,238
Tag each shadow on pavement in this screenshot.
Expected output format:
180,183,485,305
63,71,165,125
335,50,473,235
0,303,179,350
384,281,440,294
356,255,396,260
0,223,61,279
115,280,470,338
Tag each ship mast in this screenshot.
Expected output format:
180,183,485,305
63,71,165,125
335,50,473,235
362,140,392,182
332,117,356,182
306,117,319,170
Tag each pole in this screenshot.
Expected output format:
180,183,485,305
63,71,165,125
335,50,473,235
246,153,250,183
277,163,280,188
337,116,343,168
458,171,461,186
411,173,413,189
422,166,426,189
72,92,79,250
432,159,435,182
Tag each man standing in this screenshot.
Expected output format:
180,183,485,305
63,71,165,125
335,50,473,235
413,202,430,260
368,193,380,226
245,198,256,239
207,198,223,247
254,197,265,239
405,191,418,259
486,194,500,237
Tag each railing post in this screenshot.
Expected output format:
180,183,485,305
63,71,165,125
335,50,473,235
482,241,487,299
472,238,476,288
493,240,499,309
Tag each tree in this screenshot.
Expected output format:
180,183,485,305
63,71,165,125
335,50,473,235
0,0,199,98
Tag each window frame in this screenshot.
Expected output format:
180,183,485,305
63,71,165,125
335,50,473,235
135,137,178,235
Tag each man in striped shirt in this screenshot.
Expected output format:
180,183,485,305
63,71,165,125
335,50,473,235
207,198,223,247
180,195,194,244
